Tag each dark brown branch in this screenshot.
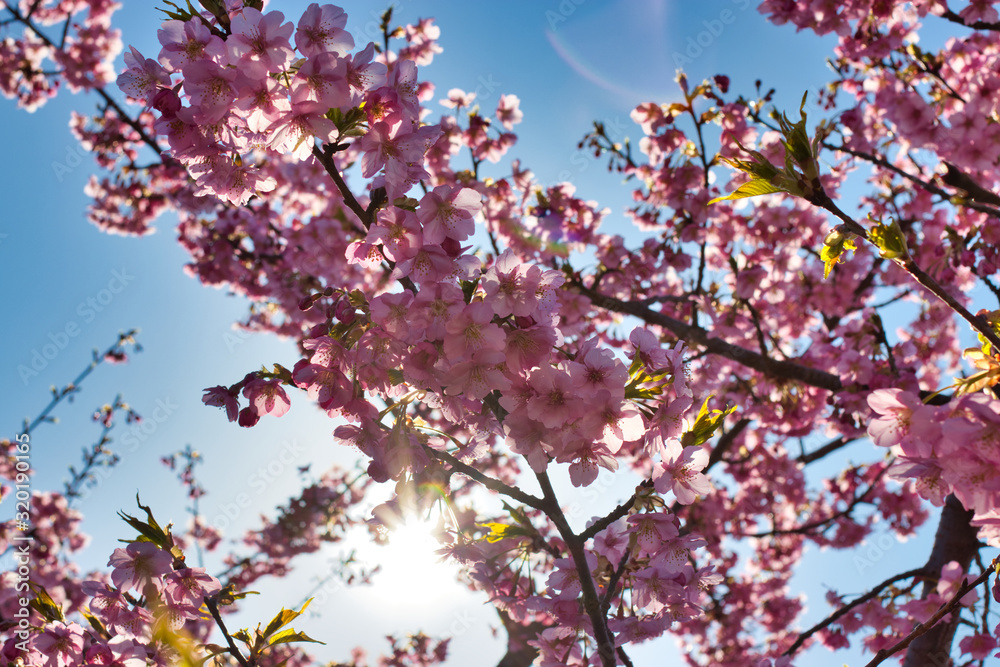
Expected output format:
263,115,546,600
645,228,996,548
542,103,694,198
796,436,856,465
312,143,372,228
424,446,546,511
823,141,1000,219
744,466,887,538
5,5,165,156
870,560,996,667
578,480,652,543
310,143,418,294
901,257,1000,353
784,567,926,656
600,544,632,613
205,595,252,667
706,417,750,470
899,495,982,667
535,472,617,667
577,286,844,393
937,8,1000,31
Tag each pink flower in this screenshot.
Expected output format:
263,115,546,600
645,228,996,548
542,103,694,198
546,553,597,600
266,100,337,160
565,444,618,487
653,437,711,504
191,158,277,206
627,512,680,556
202,385,239,422
116,46,170,104
157,19,226,71
295,3,354,57
567,339,629,400
481,249,542,318
181,59,237,123
867,389,936,450
83,636,147,667
496,94,523,130
107,542,173,593
227,8,294,77
344,43,386,102
525,365,577,429
440,87,476,110
290,52,350,110
32,622,85,667
959,633,997,660
417,185,481,244
242,377,291,417
585,391,645,450
443,301,506,360
358,118,442,199
163,567,222,611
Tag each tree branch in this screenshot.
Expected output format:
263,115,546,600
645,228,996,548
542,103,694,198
936,8,1000,31
796,436,857,465
899,494,983,667
577,285,844,393
869,560,995,667
205,595,252,667
535,472,617,667
424,446,546,511
784,567,926,656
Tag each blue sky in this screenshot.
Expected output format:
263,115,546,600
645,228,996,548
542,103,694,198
0,1,954,665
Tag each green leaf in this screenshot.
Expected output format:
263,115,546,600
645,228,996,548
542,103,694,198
478,521,533,543
820,227,857,279
28,583,65,623
117,495,172,551
268,628,326,647
81,607,108,637
681,396,737,448
867,217,908,260
708,178,783,205
461,278,479,304
262,599,313,640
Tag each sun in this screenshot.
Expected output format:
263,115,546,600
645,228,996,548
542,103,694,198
353,514,469,613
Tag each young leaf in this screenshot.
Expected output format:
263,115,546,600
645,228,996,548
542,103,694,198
28,583,65,623
708,178,783,205
262,599,313,640
267,628,326,647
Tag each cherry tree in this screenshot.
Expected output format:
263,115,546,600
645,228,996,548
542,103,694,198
3,1,1000,666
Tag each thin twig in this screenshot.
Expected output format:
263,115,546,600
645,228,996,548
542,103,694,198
863,557,1000,667
784,568,926,656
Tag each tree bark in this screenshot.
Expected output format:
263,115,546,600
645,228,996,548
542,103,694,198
901,494,980,667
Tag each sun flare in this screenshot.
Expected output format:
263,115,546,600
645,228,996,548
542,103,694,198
356,516,467,611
